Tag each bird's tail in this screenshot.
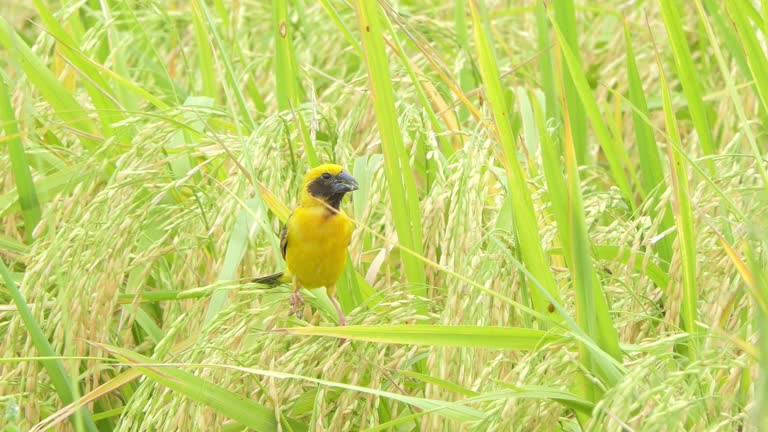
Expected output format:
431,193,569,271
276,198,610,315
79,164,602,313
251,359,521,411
253,271,291,286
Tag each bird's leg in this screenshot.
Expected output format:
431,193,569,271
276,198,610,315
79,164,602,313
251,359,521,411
289,278,304,318
329,293,347,326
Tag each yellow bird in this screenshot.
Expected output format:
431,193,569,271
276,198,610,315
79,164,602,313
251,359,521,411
254,164,358,325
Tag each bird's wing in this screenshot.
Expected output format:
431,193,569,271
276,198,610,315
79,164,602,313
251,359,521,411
280,214,291,259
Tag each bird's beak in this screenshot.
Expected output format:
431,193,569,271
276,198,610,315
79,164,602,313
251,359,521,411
333,170,359,194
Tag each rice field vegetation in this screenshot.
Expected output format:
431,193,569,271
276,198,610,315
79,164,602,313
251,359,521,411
1,0,767,430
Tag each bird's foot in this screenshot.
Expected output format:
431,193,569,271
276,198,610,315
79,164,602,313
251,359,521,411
289,291,305,319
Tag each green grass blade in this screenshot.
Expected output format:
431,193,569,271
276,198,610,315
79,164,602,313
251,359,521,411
100,8,139,114
132,306,164,344
101,343,484,424
530,92,570,325
454,0,478,127
0,234,28,256
380,9,451,158
602,83,746,222
546,6,635,209
454,0,469,50
168,97,210,182
318,0,363,57
656,44,699,359
398,369,479,397
191,0,218,99
658,0,716,162
336,256,367,312
552,0,586,164
59,51,170,110
584,245,670,291
30,0,129,146
1,71,41,241
725,0,768,191
747,242,768,431
0,16,100,150
276,325,560,350
556,63,622,395
695,0,768,193
487,386,595,414
354,0,426,294
289,105,319,167
206,198,271,324
364,385,595,432
535,2,557,119
701,0,751,86
118,285,221,304
275,2,316,166
31,369,140,430
192,0,255,131
533,93,570,252
101,345,307,431
623,20,674,269
623,21,663,200
115,5,184,104
469,0,562,317
273,0,303,110
0,164,89,219
0,259,99,432
503,241,627,398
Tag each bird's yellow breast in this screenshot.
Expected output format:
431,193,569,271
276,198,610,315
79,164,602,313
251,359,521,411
284,206,353,290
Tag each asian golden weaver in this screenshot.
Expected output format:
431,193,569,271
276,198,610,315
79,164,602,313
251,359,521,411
253,164,358,325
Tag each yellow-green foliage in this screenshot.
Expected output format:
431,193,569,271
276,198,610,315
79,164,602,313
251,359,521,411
0,1,766,431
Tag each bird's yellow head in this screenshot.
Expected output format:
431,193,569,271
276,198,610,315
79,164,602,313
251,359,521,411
300,163,359,209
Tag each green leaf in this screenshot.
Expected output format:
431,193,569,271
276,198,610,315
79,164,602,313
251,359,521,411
354,0,427,296
658,0,716,162
192,0,255,131
191,0,218,99
535,2,558,119
556,55,622,395
0,259,98,432
205,198,269,324
0,16,100,150
0,71,41,241
30,0,130,146
623,20,674,269
277,325,561,350
99,344,306,431
273,0,303,111
656,40,699,359
469,0,562,318
552,0,586,164
546,5,635,208
100,343,485,424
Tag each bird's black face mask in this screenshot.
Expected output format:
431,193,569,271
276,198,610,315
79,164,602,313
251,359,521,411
307,170,359,210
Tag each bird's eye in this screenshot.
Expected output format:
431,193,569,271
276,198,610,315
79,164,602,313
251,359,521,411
321,173,331,180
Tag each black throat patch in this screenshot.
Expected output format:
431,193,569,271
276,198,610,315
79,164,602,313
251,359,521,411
325,193,344,210
307,178,344,210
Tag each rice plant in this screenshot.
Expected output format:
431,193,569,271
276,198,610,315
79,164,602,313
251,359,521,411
1,0,766,430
